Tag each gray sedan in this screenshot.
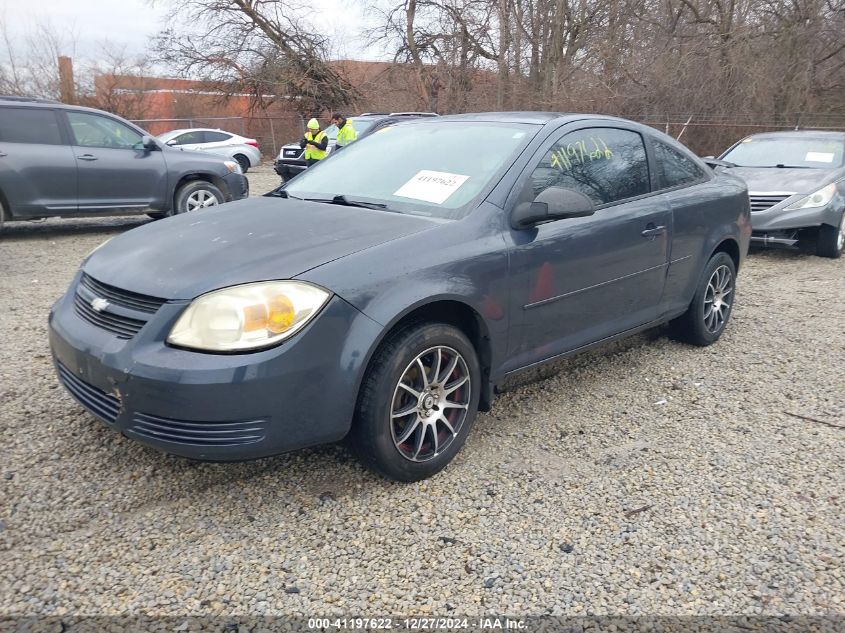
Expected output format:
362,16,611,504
49,113,750,481
718,131,845,258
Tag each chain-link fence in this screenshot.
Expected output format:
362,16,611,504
131,115,306,159
631,113,845,156
132,112,845,160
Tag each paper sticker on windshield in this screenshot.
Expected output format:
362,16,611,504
805,152,835,163
394,170,469,204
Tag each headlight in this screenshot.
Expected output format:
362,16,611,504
167,281,331,352
784,183,837,211
224,160,242,174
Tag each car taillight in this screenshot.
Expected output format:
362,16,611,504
245,140,259,148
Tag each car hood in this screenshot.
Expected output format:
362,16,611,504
83,198,437,300
726,166,835,195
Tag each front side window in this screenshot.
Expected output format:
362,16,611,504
0,107,63,145
67,112,143,149
653,139,708,189
529,128,650,206
285,121,537,219
172,131,206,145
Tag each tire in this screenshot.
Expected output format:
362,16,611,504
669,251,737,347
234,154,250,174
173,181,225,215
147,212,166,220
0,198,5,236
816,217,844,259
350,322,481,482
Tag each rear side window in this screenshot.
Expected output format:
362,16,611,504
530,128,650,206
0,107,63,145
204,131,231,142
653,139,708,189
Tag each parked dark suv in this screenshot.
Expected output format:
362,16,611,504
0,97,249,234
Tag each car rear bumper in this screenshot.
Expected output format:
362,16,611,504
48,277,381,461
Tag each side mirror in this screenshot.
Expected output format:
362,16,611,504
702,155,715,160
141,135,158,150
165,138,178,146
511,187,595,229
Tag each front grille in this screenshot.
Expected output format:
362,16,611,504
130,413,267,447
80,274,166,314
74,293,146,339
56,361,121,424
749,194,791,213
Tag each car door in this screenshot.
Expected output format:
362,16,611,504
168,130,206,152
200,131,234,154
503,124,672,371
0,105,77,217
63,110,168,213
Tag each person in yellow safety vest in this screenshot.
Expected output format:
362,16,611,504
300,118,328,167
331,112,357,149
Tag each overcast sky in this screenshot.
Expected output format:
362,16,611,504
0,0,386,63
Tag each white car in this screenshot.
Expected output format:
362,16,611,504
158,128,262,173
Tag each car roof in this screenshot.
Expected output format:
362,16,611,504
160,128,240,135
742,130,845,140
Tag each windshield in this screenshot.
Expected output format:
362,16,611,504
284,121,536,219
721,136,845,168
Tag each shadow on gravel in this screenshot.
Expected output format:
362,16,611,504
1,217,150,239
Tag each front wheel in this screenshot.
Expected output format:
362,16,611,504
173,181,225,215
670,251,737,347
350,323,481,482
816,217,844,259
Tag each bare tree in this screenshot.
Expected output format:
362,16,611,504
154,0,358,114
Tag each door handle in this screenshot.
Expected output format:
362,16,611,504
0,151,7,157
77,154,98,161
641,225,666,239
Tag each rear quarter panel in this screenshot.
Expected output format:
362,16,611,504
661,172,750,317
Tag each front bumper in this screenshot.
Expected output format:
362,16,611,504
751,201,843,232
48,274,382,461
224,172,250,200
274,159,306,179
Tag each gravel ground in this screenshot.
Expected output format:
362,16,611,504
0,165,843,618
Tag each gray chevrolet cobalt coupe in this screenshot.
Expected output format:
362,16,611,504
49,113,751,481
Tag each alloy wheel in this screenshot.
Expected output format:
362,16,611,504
186,190,219,211
703,264,733,334
390,346,471,463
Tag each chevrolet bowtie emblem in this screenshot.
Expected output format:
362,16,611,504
91,297,110,312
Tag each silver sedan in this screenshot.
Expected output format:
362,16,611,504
158,128,262,173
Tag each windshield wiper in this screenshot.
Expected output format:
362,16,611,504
774,164,811,169
702,157,737,168
305,194,392,211
264,188,302,199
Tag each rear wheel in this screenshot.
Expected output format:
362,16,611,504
173,181,225,215
350,323,481,482
816,217,844,259
234,154,250,173
670,251,737,346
